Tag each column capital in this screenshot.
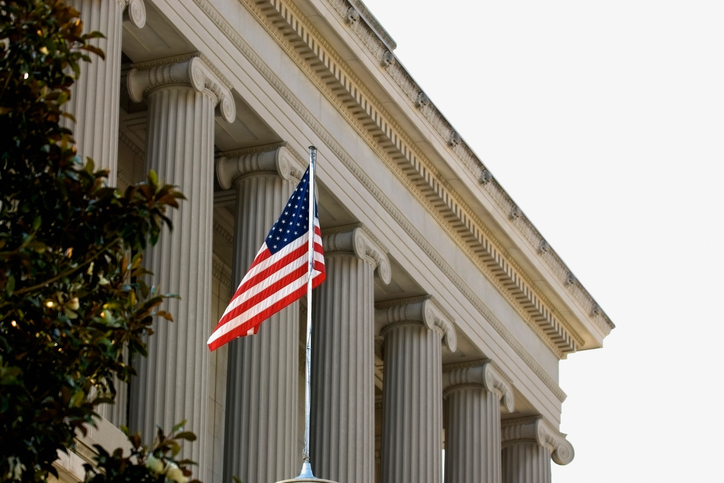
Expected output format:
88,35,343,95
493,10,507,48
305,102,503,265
501,416,574,465
375,296,457,351
215,145,304,189
127,54,235,122
121,0,146,28
322,225,391,284
442,361,515,412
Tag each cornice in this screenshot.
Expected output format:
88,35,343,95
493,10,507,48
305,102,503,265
211,253,232,287
118,129,145,160
213,219,234,247
223,0,586,357
190,0,567,402
327,0,614,338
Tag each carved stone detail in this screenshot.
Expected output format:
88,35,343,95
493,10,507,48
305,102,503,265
122,0,146,28
376,296,457,351
127,56,235,123
345,6,359,24
539,240,549,253
565,272,577,286
415,91,430,108
502,416,574,466
215,145,302,189
448,131,462,147
510,206,521,220
443,361,514,413
322,227,392,284
381,50,395,67
479,169,492,184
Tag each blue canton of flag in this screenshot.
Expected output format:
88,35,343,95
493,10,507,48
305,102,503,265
266,173,313,253
208,167,326,351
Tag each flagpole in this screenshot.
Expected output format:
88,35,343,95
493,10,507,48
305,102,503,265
298,146,318,479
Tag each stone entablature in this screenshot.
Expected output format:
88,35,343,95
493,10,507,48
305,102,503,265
189,0,574,404
191,0,612,362
325,0,614,338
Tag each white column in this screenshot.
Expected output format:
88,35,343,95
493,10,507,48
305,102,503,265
501,417,574,483
310,226,391,482
64,0,145,425
216,147,304,483
126,56,235,479
64,0,146,185
376,297,457,483
443,361,515,483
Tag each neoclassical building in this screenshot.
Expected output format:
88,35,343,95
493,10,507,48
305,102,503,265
54,1,614,482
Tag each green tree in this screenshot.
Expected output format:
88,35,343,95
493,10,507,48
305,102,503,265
0,1,198,481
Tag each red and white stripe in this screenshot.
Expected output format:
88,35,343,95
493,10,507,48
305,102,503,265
207,221,324,351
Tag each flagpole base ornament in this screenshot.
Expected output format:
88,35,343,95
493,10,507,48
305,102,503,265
275,479,338,483
274,462,338,483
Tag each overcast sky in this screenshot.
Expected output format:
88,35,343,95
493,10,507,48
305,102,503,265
359,1,724,480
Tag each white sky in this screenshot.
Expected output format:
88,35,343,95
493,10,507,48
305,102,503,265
359,1,724,481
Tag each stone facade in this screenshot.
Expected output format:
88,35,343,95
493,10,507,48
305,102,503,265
59,0,613,482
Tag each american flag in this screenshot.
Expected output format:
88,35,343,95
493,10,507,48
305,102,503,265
207,167,325,351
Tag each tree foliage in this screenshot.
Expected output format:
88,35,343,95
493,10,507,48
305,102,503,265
0,1,197,481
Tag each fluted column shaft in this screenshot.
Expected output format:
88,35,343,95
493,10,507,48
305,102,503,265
381,322,443,483
64,0,145,186
128,83,216,478
310,228,390,482
444,363,514,483
446,388,499,482
223,171,299,483
65,0,144,425
502,443,551,483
